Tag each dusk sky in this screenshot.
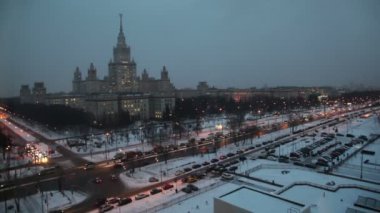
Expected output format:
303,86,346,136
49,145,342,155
1,0,379,97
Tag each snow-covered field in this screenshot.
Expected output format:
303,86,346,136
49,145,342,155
0,190,87,213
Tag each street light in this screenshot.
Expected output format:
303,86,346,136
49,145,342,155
155,157,162,183
105,132,110,160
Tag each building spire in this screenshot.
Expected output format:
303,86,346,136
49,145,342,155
119,13,123,33
117,13,126,47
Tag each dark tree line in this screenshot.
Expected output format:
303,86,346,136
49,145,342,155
5,103,93,129
171,95,322,120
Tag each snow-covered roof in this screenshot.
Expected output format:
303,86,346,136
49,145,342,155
216,186,304,213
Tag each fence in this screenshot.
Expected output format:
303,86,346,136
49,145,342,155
276,180,380,195
243,163,314,176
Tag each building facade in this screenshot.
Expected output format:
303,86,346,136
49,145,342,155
20,14,175,122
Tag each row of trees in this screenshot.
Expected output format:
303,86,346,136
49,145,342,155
5,103,92,130
2,90,379,130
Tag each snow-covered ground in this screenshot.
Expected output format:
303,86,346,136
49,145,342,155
0,190,87,213
250,167,380,189
281,185,380,213
114,113,380,213
9,116,64,140
2,106,378,212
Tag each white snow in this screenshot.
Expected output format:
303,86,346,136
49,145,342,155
0,190,87,212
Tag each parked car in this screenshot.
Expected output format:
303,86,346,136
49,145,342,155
228,166,238,172
150,188,163,195
219,155,227,160
192,164,202,169
163,184,174,190
175,170,184,176
184,167,192,172
239,156,247,161
226,153,235,157
202,161,210,166
221,173,234,180
149,177,159,182
186,176,198,183
135,193,149,200
181,186,192,193
187,184,199,191
95,198,107,207
99,204,113,213
210,158,219,163
106,197,120,205
118,197,132,206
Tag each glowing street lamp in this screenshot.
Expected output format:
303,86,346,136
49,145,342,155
216,124,223,134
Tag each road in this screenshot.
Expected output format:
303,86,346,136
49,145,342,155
0,105,376,212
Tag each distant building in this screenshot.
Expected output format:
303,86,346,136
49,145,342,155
19,15,337,122
20,14,175,122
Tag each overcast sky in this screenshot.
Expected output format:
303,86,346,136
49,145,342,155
0,0,379,97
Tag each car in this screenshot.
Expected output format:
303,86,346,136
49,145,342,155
210,158,219,163
184,167,192,172
193,172,207,179
106,197,120,204
38,167,57,176
219,155,227,160
192,164,201,169
239,156,247,161
236,150,244,154
181,186,192,193
149,177,159,182
94,177,103,184
84,162,95,170
150,188,163,195
175,170,184,176
226,153,235,157
187,184,199,191
113,163,124,170
118,197,132,206
135,193,149,200
99,204,113,213
202,161,210,166
228,166,238,172
162,184,174,190
221,173,234,180
95,198,107,207
183,176,197,183
110,174,118,181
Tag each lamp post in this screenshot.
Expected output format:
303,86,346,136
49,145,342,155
105,132,110,160
155,157,162,183
1,184,7,213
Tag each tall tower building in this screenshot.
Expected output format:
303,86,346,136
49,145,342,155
108,14,138,92
87,63,98,81
73,67,82,93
